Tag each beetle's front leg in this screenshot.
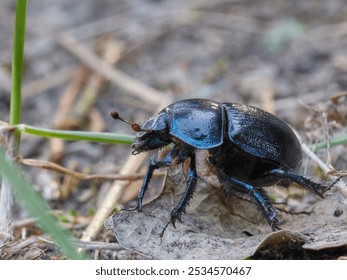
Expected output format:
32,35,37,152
136,145,180,211
135,154,157,212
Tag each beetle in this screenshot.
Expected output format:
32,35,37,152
111,98,333,231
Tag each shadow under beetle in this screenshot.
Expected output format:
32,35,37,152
111,98,335,231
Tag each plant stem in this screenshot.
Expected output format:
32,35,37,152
311,134,347,150
0,0,27,246
10,0,27,149
16,124,135,144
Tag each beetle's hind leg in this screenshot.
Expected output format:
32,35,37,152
170,152,197,228
215,170,280,231
261,169,338,197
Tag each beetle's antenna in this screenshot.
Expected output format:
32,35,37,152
109,110,142,132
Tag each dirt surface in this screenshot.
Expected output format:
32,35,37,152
0,0,347,259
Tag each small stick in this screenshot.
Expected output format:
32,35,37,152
19,158,146,181
80,152,148,242
301,142,347,199
57,32,169,108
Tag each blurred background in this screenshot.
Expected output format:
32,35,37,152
1,0,347,259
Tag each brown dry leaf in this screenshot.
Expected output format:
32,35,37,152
108,175,347,259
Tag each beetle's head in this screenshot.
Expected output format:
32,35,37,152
110,110,171,155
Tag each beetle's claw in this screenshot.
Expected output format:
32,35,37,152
272,224,281,231
159,221,171,238
313,177,338,197
171,218,177,228
271,219,281,231
265,209,280,231
170,211,183,228
327,176,342,191
303,176,341,198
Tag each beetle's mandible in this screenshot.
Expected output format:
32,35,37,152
111,98,334,231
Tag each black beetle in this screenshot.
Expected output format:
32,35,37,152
111,98,332,230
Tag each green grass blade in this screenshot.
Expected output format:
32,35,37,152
311,133,347,150
17,124,135,144
0,148,89,259
10,0,27,126
1,0,27,245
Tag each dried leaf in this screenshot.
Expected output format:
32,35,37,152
108,177,347,259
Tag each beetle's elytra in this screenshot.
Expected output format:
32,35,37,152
112,98,333,230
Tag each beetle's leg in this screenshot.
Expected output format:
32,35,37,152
170,152,197,228
136,145,181,211
262,169,338,198
232,179,279,230
135,154,158,212
213,165,279,230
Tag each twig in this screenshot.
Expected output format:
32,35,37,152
19,158,147,181
328,170,347,177
22,66,77,100
57,32,169,108
321,112,332,167
49,66,90,162
1,3,169,108
1,236,39,259
70,38,122,135
10,217,38,228
0,235,55,259
74,240,124,251
80,152,148,242
301,142,347,199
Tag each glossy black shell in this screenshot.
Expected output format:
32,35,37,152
163,99,302,171
128,98,329,231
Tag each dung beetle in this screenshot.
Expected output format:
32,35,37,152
111,98,333,231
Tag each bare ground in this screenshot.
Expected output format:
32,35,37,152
0,0,347,259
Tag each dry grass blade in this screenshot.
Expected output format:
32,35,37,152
49,66,90,162
80,152,148,242
22,66,77,100
1,236,40,259
54,67,90,129
301,143,347,199
57,32,169,108
48,38,122,162
328,170,347,176
19,158,146,181
74,240,124,251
